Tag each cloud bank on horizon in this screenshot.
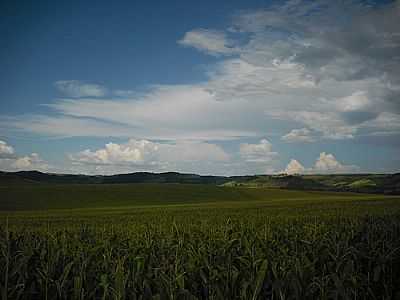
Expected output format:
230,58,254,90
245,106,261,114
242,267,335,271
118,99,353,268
0,138,358,175
0,0,399,175
0,140,48,172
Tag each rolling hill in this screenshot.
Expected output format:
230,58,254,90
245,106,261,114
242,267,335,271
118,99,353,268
0,170,399,194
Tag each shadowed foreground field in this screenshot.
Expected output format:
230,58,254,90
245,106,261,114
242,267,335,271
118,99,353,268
1,184,400,299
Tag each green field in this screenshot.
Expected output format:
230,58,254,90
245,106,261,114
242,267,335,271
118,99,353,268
1,184,400,299
1,183,395,211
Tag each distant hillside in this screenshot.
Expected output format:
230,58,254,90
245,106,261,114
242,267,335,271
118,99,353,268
0,170,232,185
223,174,400,195
0,170,399,194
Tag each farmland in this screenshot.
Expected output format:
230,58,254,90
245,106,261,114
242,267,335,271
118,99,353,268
1,183,400,299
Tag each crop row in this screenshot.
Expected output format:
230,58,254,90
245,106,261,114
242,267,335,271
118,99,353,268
1,214,400,299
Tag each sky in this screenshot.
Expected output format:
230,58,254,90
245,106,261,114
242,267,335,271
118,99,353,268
0,0,399,175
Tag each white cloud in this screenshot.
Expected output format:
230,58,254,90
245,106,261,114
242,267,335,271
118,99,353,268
71,141,154,165
0,1,398,175
11,153,48,171
281,128,315,143
0,140,49,172
335,91,372,113
2,2,399,143
9,85,259,140
0,140,15,158
113,90,137,98
69,139,230,174
239,139,278,162
284,159,305,174
2,115,139,138
54,80,106,98
282,152,359,174
314,152,358,174
178,29,237,56
69,138,282,175
269,110,356,140
361,112,400,135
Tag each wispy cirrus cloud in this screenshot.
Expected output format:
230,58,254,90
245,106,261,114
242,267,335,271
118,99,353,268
281,128,315,143
178,29,238,56
2,1,399,143
54,80,107,98
4,85,260,140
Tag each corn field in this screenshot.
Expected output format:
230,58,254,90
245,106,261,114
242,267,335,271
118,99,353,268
1,207,400,299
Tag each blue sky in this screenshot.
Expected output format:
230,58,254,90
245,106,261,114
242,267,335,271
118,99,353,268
0,0,399,175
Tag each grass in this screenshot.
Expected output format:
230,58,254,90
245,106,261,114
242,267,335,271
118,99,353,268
1,184,400,299
0,183,393,211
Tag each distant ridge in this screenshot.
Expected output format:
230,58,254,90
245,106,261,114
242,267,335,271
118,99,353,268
0,170,399,194
0,170,239,185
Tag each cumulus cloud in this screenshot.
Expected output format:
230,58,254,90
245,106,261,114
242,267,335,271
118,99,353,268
0,140,15,158
11,153,48,171
69,139,230,174
281,128,315,143
71,141,153,165
71,139,228,165
283,152,359,174
54,80,107,98
68,138,283,175
239,139,278,162
314,152,359,174
0,140,49,172
284,159,305,174
178,29,237,56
